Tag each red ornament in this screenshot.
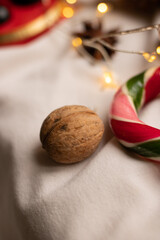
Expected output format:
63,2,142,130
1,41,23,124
0,0,61,47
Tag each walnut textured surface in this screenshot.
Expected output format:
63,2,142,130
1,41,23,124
40,105,104,164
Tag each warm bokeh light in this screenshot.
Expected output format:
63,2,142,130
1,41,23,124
62,7,74,18
66,0,77,4
101,71,118,89
143,52,150,61
156,46,160,55
72,37,82,47
97,2,108,14
104,72,112,84
143,52,156,62
148,54,156,62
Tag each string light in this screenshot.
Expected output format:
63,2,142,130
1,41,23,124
104,72,112,84
82,24,160,62
97,2,108,14
62,7,74,18
101,71,118,89
148,54,156,62
143,52,157,62
66,0,77,4
156,46,160,55
72,37,82,47
143,52,150,61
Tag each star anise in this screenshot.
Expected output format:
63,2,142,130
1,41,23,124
72,20,118,61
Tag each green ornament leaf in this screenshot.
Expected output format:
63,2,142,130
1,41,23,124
130,139,160,158
126,72,145,111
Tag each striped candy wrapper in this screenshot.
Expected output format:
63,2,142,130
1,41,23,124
110,66,160,162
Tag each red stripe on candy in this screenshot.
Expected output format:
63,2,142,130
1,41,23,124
145,67,160,104
111,119,160,143
110,88,140,122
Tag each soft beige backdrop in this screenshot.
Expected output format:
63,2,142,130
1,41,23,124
0,6,160,240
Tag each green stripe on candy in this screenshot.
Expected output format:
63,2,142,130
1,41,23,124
129,139,160,158
126,71,145,111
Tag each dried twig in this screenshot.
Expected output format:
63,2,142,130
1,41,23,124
82,24,160,58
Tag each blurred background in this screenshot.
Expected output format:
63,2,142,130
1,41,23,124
0,2,160,240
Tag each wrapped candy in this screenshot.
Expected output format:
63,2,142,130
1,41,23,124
110,66,160,162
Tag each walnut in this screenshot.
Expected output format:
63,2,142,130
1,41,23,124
40,105,104,164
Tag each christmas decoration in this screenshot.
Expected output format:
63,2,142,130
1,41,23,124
157,46,160,55
0,0,62,46
81,24,160,63
110,66,160,162
66,0,77,5
72,20,118,61
0,6,10,24
97,2,108,14
62,6,74,18
100,69,118,89
40,105,104,164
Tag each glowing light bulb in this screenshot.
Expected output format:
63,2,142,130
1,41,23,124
156,46,160,55
104,72,112,84
101,71,118,89
66,0,77,4
143,52,150,61
97,2,108,14
62,7,74,18
143,52,156,63
72,37,82,47
148,54,156,62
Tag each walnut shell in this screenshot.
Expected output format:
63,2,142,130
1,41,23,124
40,105,104,164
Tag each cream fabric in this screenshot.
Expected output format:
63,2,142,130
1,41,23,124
0,7,160,240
